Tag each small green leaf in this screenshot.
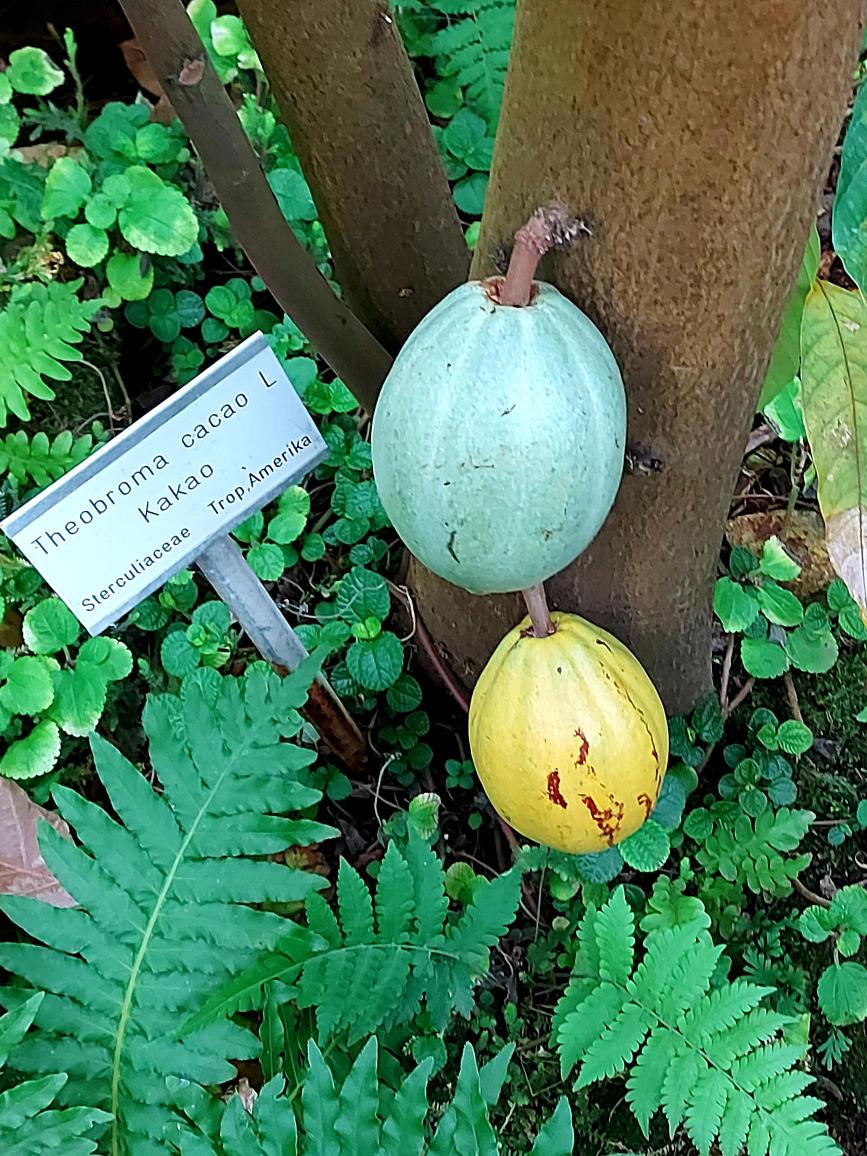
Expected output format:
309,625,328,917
741,637,789,679
106,251,153,301
0,656,55,716
758,536,801,581
117,167,198,256
246,542,285,581
65,222,109,267
336,568,390,624
817,962,867,1026
756,582,804,627
6,47,64,95
713,578,759,633
618,820,670,872
386,673,423,714
0,720,61,779
346,632,404,691
77,636,133,682
23,598,80,654
268,486,310,544
784,626,838,674
776,719,813,756
453,172,489,216
41,157,91,220
161,631,201,678
49,666,107,736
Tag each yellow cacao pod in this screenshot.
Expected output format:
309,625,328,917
468,612,668,853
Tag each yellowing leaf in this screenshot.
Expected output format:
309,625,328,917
759,226,820,407
801,281,867,612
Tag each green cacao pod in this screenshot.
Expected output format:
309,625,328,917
371,280,626,594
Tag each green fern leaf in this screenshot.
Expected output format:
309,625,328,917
0,426,101,486
0,281,101,425
195,832,521,1046
427,2,515,126
594,885,634,983
0,668,331,1156
375,840,414,942
685,1067,729,1155
0,993,111,1153
554,887,841,1156
575,1001,651,1088
167,1037,572,1155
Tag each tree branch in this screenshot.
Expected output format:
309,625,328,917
117,0,391,414
236,0,469,348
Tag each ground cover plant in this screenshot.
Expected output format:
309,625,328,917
0,4,866,1155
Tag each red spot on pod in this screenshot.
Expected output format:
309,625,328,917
574,728,590,765
581,795,624,845
547,771,568,809
637,792,654,821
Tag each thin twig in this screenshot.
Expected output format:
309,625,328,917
783,670,804,724
413,610,470,714
372,754,395,829
725,677,755,715
719,634,735,709
79,359,120,433
521,583,555,638
793,876,831,908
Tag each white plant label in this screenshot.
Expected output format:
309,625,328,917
1,333,327,634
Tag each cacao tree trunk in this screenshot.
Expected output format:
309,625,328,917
237,0,468,348
411,0,863,714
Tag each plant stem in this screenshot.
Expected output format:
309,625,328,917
522,583,555,637
490,203,589,308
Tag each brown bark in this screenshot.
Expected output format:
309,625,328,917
237,0,469,349
117,0,391,413
411,0,863,714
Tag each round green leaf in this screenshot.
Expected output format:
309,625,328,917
453,172,489,216
77,637,134,683
23,598,80,654
618,819,670,872
267,486,310,544
776,719,813,756
386,673,423,714
0,656,55,716
268,168,317,223
65,223,109,268
106,251,154,301
713,578,759,633
7,47,64,95
741,637,789,679
245,543,285,581
192,601,232,635
0,720,61,780
41,157,91,220
346,631,403,691
575,846,624,884
84,192,118,229
117,167,198,256
161,631,201,678
784,626,838,674
817,962,867,1026
50,666,108,736
335,568,390,625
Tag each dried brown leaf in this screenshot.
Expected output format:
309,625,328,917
0,779,75,907
726,509,835,599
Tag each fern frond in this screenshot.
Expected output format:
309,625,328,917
695,808,813,896
166,1037,573,1154
0,666,333,1156
0,281,101,426
0,993,110,1153
0,426,102,486
190,833,522,1045
428,3,514,126
554,886,840,1156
